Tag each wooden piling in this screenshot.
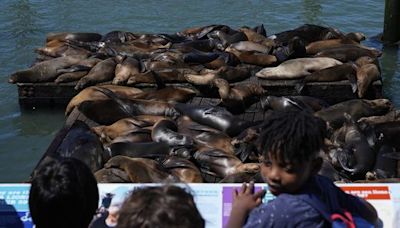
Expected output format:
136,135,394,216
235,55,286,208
383,0,400,44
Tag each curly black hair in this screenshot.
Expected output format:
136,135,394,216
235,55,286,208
257,110,327,163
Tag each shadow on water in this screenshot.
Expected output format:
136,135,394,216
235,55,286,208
0,199,23,228
302,0,322,25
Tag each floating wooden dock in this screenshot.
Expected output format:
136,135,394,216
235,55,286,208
17,76,383,109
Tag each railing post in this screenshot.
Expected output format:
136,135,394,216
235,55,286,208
383,0,400,44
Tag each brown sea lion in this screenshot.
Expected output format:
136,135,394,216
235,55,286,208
193,131,235,155
225,48,277,66
9,54,88,83
306,38,366,55
314,45,382,62
193,149,259,178
357,110,400,125
127,68,194,86
75,57,117,90
46,32,102,43
227,41,272,54
151,119,194,147
255,57,342,79
295,63,357,93
65,85,143,116
92,117,151,142
212,78,265,114
55,71,88,84
314,99,392,130
131,86,198,103
356,63,380,98
103,155,176,183
104,141,171,160
162,157,203,183
56,57,102,74
238,27,275,47
184,66,251,85
94,167,131,183
112,56,140,85
109,130,152,145
272,24,339,45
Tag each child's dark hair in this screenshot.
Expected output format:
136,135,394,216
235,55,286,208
117,185,205,228
29,157,99,228
258,110,326,163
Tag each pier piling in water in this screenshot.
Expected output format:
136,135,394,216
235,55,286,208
383,0,400,44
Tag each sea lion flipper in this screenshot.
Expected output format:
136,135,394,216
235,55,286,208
347,73,358,93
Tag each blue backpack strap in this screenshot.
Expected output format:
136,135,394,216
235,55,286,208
298,193,333,222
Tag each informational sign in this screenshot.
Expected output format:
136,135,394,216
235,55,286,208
1,183,399,228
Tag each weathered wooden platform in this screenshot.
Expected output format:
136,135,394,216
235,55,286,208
17,76,383,109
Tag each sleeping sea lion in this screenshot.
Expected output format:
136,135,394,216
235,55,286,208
9,54,88,83
193,149,259,178
314,99,392,130
65,85,143,116
255,57,342,79
75,57,117,90
112,56,140,85
314,45,382,62
161,157,203,183
356,63,380,98
103,155,176,183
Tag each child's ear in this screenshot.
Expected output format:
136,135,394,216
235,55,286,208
311,157,323,174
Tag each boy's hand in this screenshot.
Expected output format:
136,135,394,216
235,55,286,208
226,182,266,228
232,181,266,214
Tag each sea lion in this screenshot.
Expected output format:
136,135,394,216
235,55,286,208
151,119,194,147
357,110,400,125
356,63,380,98
332,114,375,180
75,57,117,90
260,95,314,112
46,32,102,43
104,141,171,160
9,54,88,83
65,85,143,115
225,48,277,66
54,71,88,84
56,57,102,74
367,121,400,150
207,30,248,50
174,103,254,137
314,45,382,62
184,66,251,85
55,120,104,173
78,97,179,126
305,38,367,55
193,131,235,155
109,130,152,145
92,117,151,142
314,99,392,130
131,86,198,103
161,157,203,183
127,68,193,86
112,56,140,85
94,167,131,183
212,78,265,114
227,41,272,54
103,155,176,183
238,27,275,47
193,149,259,178
295,63,357,93
255,57,342,79
272,24,339,45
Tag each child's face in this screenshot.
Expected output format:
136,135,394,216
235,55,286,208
260,154,317,196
